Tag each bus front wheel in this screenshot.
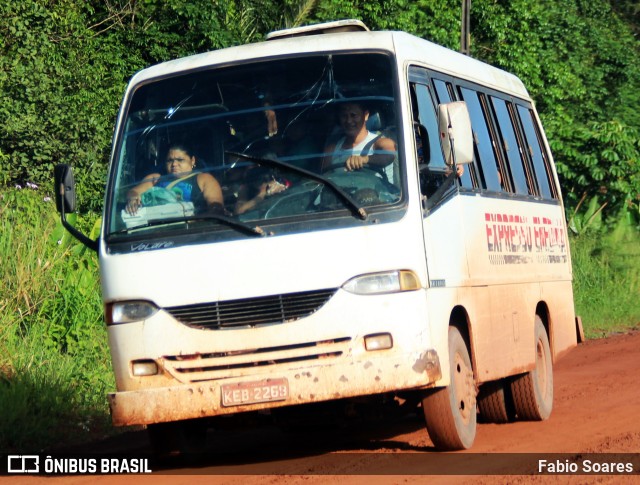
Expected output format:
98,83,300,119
510,316,553,421
422,326,477,450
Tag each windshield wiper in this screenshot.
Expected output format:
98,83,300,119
109,213,267,237
226,152,368,220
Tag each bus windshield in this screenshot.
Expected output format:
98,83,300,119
106,53,402,240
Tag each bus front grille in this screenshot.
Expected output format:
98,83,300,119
162,337,352,383
165,288,337,330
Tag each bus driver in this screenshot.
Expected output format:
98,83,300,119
322,102,396,178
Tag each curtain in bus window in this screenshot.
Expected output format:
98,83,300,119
516,105,554,199
459,87,502,191
490,97,531,195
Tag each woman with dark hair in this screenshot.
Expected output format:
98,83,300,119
126,143,224,215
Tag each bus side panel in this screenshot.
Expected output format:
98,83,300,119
456,281,536,383
459,195,576,380
422,195,532,384
462,197,571,287
422,196,470,287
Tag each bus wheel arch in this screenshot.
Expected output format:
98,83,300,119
422,309,477,450
535,301,552,356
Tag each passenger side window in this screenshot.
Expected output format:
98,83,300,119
410,82,451,201
433,79,453,105
516,105,557,199
459,87,503,192
418,69,558,202
490,97,534,196
412,83,446,170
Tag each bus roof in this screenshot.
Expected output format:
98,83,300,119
129,27,529,100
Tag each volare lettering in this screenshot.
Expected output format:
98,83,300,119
130,242,174,252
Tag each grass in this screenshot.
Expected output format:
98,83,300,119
0,186,637,452
571,222,640,338
0,187,114,452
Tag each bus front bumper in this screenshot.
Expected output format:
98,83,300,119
108,349,441,426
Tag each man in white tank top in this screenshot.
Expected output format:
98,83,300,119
322,102,396,178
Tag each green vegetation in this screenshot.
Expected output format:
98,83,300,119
0,0,638,452
0,187,112,452
569,196,640,338
572,234,640,338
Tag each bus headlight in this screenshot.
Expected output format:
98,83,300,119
342,270,421,295
106,300,159,325
131,359,159,376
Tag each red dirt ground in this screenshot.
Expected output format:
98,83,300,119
5,329,640,484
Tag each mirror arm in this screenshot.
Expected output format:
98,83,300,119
59,197,99,252
449,139,464,179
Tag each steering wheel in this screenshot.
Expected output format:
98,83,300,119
323,165,400,205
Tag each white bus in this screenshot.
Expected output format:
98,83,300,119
55,19,579,452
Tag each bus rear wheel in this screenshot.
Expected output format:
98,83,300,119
422,326,477,450
510,316,553,421
477,379,514,424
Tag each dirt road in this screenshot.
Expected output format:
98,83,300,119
7,329,640,484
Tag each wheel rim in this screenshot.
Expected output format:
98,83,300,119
453,351,475,425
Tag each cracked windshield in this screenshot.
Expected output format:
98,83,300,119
107,53,402,238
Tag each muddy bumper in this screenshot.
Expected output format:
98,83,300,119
108,350,441,426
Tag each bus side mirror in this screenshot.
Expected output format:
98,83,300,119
438,101,473,166
53,164,98,252
54,163,77,213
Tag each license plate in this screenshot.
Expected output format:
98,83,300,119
221,378,289,407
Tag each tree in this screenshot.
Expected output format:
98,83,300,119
1,0,638,217
0,1,135,209
312,0,460,47
469,0,640,216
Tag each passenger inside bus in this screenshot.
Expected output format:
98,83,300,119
125,143,224,215
321,102,396,181
233,164,289,215
258,113,324,174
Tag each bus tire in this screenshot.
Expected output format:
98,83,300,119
422,326,476,450
477,379,513,424
510,316,553,421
